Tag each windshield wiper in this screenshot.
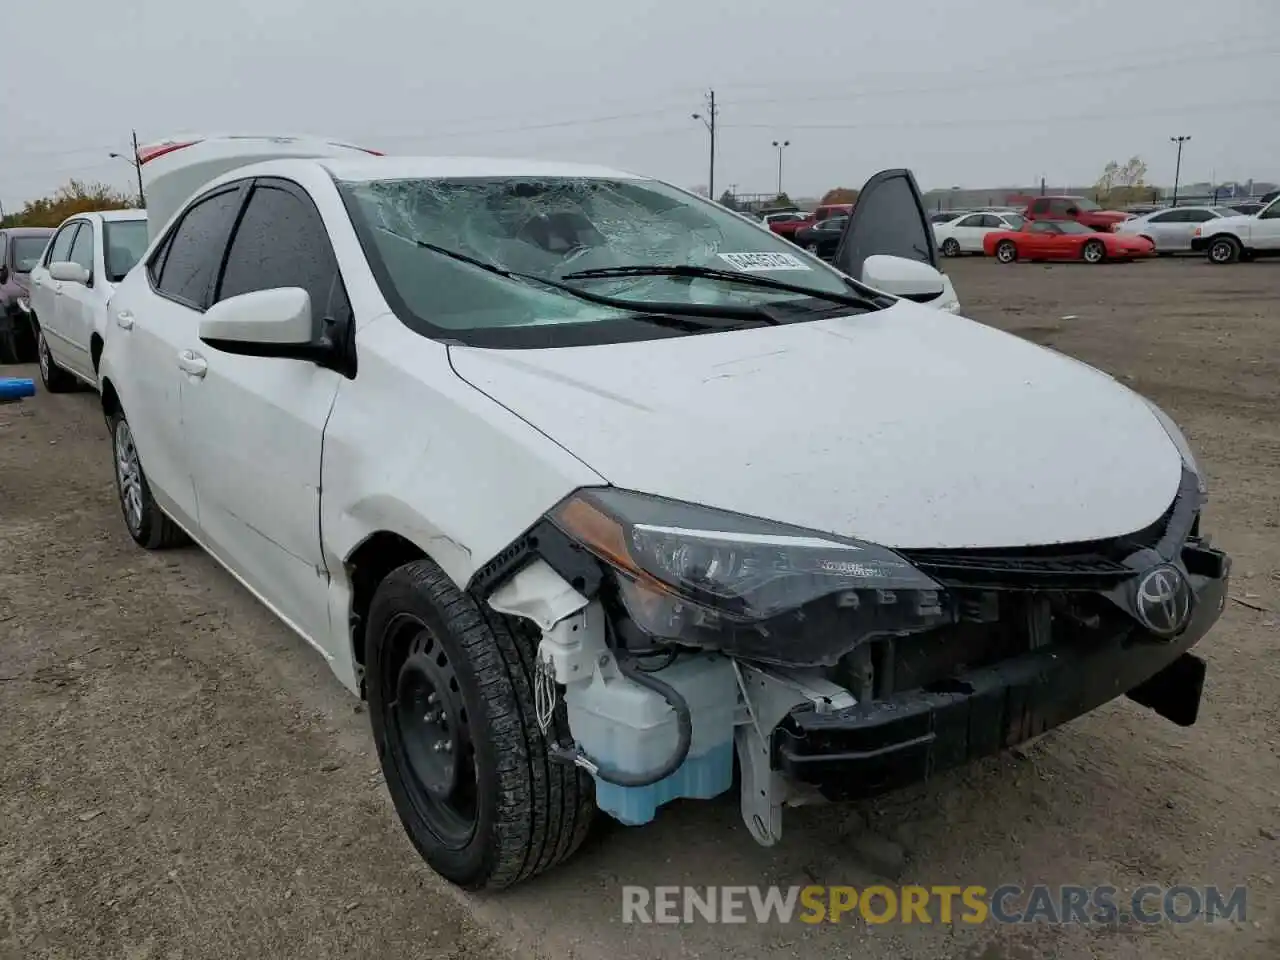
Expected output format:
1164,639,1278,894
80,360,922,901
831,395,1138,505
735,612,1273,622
559,263,885,310
386,232,781,327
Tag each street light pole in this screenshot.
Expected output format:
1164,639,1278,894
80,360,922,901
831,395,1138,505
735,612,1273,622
771,140,790,197
692,90,718,199
1169,135,1190,207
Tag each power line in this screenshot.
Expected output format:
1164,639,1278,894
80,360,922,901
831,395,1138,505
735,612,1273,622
719,47,1280,110
721,97,1278,132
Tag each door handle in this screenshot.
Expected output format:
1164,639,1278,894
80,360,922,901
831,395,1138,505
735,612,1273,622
177,350,207,378
115,310,134,330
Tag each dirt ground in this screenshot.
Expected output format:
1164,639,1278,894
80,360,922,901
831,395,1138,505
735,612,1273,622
1,256,1277,960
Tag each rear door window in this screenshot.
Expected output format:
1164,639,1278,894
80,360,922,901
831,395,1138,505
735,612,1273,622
154,188,244,308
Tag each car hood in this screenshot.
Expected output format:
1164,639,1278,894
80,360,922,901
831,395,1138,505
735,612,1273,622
449,302,1183,550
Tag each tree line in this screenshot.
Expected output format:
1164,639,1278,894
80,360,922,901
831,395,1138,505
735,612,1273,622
1,180,138,229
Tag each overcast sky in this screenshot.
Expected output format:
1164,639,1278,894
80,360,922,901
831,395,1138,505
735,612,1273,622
3,0,1277,210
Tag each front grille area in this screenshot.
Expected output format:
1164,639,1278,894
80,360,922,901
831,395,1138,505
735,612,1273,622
900,548,1135,590
899,469,1201,591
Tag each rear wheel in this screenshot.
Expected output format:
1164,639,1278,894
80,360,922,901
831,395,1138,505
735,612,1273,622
1207,236,1241,264
1082,240,1106,264
37,327,77,392
366,559,595,890
995,241,1018,264
109,409,189,549
941,238,961,257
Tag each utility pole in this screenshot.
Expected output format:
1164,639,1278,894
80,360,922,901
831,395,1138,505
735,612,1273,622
132,129,146,207
1170,135,1190,207
771,140,790,197
692,90,718,200
110,130,147,207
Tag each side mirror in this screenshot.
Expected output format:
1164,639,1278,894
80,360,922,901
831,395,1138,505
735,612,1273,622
860,254,946,303
49,261,90,284
1066,207,1080,217
199,287,319,360
0,265,9,284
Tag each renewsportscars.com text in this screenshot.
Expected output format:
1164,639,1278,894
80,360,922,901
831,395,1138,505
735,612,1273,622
621,884,1248,926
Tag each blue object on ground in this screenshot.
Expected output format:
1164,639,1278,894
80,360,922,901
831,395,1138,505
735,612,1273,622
0,377,37,402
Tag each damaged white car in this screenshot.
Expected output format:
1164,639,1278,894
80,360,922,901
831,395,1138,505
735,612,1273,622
99,135,1229,890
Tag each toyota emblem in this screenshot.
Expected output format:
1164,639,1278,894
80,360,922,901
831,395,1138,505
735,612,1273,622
1134,564,1194,638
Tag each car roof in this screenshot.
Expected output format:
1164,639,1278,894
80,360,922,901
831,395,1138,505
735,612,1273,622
97,208,146,222
1,226,55,237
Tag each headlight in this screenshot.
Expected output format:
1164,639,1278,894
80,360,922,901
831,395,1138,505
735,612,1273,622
17,296,31,313
1144,399,1206,496
549,488,947,666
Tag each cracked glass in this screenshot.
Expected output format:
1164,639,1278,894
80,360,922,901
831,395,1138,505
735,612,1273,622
340,176,853,336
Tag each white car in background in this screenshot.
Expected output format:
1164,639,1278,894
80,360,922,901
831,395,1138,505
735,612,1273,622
27,209,148,391
1190,195,1280,263
1114,206,1242,254
934,210,1025,257
95,136,1227,893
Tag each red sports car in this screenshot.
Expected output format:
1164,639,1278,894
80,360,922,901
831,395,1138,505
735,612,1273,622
982,219,1155,264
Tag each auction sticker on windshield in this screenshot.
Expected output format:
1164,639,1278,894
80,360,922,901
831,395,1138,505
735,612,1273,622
718,252,812,272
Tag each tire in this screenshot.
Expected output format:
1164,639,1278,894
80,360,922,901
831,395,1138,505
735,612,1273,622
108,409,190,549
37,327,78,393
995,241,1018,264
0,327,20,365
1207,236,1241,264
941,238,961,258
1082,240,1106,264
805,242,819,254
366,559,595,890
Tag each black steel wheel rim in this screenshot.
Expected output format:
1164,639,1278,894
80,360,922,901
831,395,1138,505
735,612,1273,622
382,613,478,849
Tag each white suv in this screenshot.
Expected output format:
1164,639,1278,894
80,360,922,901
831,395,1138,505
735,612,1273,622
98,135,1228,891
27,209,147,390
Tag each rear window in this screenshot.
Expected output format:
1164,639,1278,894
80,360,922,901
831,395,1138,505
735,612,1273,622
9,237,49,273
103,219,149,282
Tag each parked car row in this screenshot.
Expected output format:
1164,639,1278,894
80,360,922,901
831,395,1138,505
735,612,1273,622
928,192,1280,264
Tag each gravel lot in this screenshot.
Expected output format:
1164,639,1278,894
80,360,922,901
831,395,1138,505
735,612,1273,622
2,257,1277,960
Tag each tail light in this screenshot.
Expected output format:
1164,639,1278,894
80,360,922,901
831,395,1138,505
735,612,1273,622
1193,227,1202,237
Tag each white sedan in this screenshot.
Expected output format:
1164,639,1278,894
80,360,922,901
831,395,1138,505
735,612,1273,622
1114,206,1242,254
934,210,1025,256
98,134,1226,892
27,209,148,391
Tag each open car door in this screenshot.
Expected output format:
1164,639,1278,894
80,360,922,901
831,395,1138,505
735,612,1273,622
832,169,960,313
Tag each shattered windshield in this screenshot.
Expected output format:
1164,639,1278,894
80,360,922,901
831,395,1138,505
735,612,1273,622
340,176,854,342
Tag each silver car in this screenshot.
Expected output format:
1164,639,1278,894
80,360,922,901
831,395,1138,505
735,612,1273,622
1115,206,1241,253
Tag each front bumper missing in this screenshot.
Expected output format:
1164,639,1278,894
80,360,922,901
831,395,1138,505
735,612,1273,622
771,568,1226,802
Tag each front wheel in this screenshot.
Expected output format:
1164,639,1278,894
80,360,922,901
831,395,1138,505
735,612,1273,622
1207,236,1241,264
366,559,595,890
941,238,961,257
995,241,1018,264
108,409,189,549
1082,240,1106,264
